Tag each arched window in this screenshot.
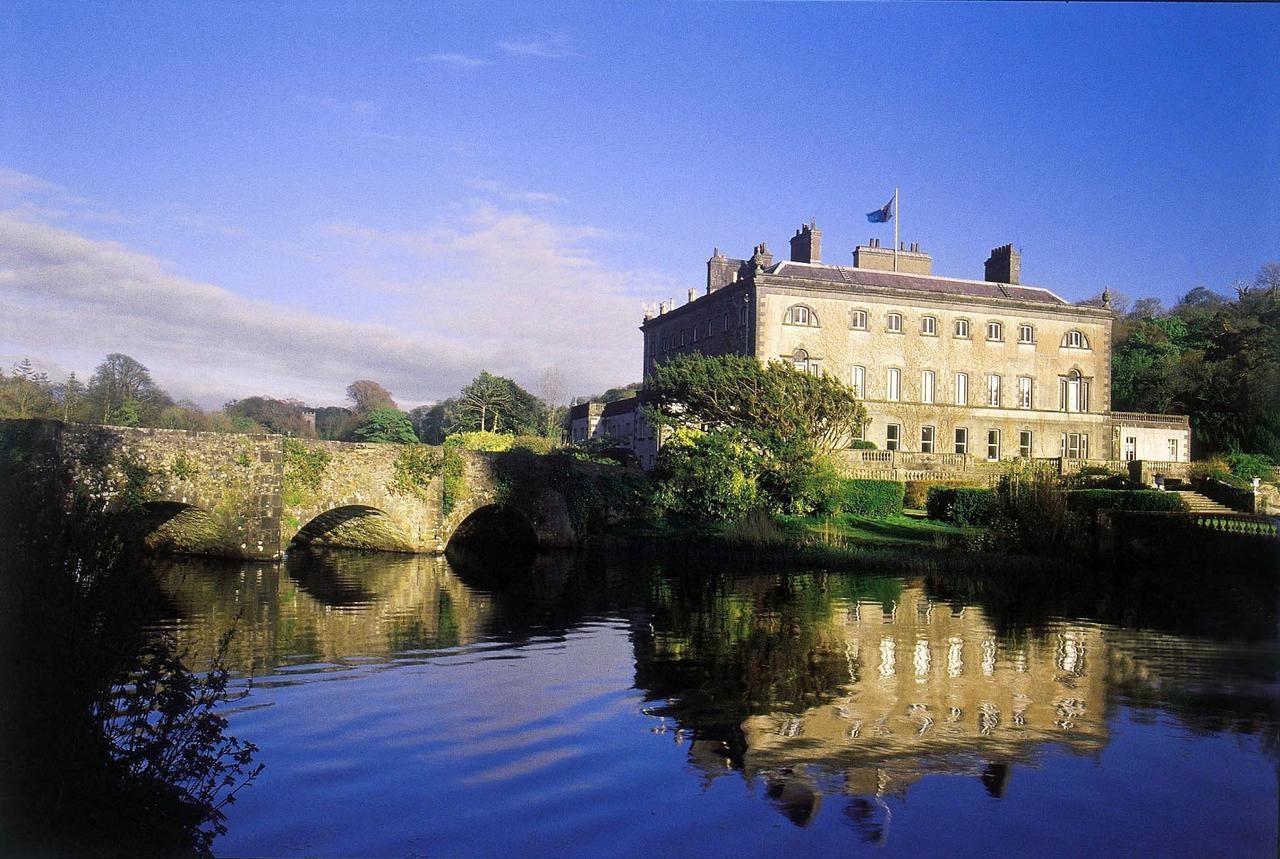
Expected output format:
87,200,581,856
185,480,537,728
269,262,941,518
792,348,818,374
1061,329,1090,349
921,315,938,336
887,312,903,333
954,318,971,338
1060,369,1091,412
850,309,868,330
785,305,819,326
986,321,1004,342
1018,323,1035,344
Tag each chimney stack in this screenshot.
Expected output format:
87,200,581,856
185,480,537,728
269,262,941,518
984,244,1020,284
789,221,822,264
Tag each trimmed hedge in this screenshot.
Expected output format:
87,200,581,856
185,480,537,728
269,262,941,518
904,479,985,510
926,487,998,526
1067,489,1186,514
850,440,878,450
834,479,904,519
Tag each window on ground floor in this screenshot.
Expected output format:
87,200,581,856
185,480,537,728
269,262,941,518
1061,432,1089,460
1019,430,1033,458
886,423,901,451
987,429,1001,461
955,427,968,455
921,425,935,453
1169,438,1179,460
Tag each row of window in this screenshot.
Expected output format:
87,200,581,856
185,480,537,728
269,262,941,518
786,305,1090,348
878,426,1092,460
655,307,750,352
832,358,1091,412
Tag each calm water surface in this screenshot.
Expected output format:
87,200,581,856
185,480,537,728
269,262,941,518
145,548,1278,857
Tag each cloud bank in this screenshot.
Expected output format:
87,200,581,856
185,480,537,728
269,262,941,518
0,175,667,408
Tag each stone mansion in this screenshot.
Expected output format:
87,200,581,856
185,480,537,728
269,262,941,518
632,221,1189,467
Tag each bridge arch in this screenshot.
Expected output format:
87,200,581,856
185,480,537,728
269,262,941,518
288,504,416,553
446,503,540,551
124,500,237,558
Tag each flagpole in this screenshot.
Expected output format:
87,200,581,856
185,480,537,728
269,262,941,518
893,187,900,272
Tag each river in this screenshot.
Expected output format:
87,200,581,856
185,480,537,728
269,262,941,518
142,546,1278,857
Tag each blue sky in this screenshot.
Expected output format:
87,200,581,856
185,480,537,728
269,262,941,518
2,3,1276,408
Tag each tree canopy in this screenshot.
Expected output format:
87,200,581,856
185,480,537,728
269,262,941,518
647,353,867,455
346,380,397,414
350,406,418,444
446,372,545,435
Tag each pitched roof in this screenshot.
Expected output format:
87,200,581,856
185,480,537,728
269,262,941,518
769,261,1071,306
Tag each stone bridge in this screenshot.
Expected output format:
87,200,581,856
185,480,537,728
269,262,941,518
3,420,644,560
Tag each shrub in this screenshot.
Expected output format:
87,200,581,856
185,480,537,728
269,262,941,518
903,479,984,510
1227,452,1274,482
926,487,998,526
833,479,904,519
509,435,556,455
1067,489,1186,514
786,455,846,516
850,440,878,450
444,430,514,452
651,428,761,524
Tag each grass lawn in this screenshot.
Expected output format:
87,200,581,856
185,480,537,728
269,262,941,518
781,510,976,548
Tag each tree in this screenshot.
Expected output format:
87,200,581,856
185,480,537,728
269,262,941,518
87,354,170,425
350,406,418,444
223,397,313,436
408,402,450,444
445,372,546,435
314,406,357,441
536,368,568,439
346,380,396,414
0,358,54,419
647,353,867,456
651,427,761,523
53,372,88,423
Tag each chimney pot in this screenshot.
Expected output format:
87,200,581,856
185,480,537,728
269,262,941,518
789,220,822,264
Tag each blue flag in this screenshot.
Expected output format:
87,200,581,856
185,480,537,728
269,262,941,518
866,196,894,223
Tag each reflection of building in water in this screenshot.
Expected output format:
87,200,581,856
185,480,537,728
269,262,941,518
148,552,496,672
674,584,1109,830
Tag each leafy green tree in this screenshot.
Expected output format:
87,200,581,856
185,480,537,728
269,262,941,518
448,372,545,435
223,396,313,436
53,372,89,422
350,406,418,444
0,358,55,419
647,353,867,455
651,427,761,523
409,402,450,444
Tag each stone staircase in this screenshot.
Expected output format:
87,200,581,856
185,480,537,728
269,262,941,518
1174,490,1241,515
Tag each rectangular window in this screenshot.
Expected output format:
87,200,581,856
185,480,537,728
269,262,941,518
692,326,699,342
987,429,1001,461
1018,376,1033,409
921,425,935,453
723,312,729,331
887,313,902,333
886,423,901,451
955,372,968,406
1018,324,1035,344
739,307,748,326
851,421,865,442
680,330,687,346
1124,436,1137,461
887,368,901,401
1019,430,1033,458
851,309,867,330
987,374,1001,407
851,366,865,399
954,427,968,455
987,321,1003,341
954,319,970,338
922,316,937,336
1169,438,1179,460
1062,432,1089,460
921,370,935,404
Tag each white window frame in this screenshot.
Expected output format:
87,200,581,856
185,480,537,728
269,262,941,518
921,425,936,454
954,427,968,455
886,423,902,451
1018,324,1035,344
1019,430,1033,458
851,365,865,399
987,374,1001,407
887,367,901,401
1017,376,1033,409
850,309,868,330
1063,330,1089,349
887,312,903,333
987,429,1001,461
954,318,970,339
1169,438,1179,460
921,370,935,404
921,315,937,336
955,372,968,406
987,321,1003,342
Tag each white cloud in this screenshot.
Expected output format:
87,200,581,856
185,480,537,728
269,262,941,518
0,167,132,225
0,195,670,407
468,178,565,205
496,32,577,59
423,52,491,69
